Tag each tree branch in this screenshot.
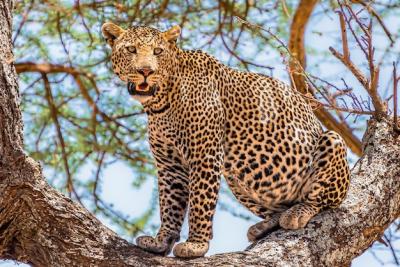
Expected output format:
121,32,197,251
350,0,395,45
14,62,91,77
1,1,399,266
42,73,77,199
329,47,369,89
331,2,387,120
288,0,363,156
0,118,398,266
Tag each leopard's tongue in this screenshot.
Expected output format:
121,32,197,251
138,82,149,91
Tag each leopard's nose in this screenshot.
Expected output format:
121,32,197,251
137,67,155,77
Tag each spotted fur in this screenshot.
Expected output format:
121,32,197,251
102,23,350,258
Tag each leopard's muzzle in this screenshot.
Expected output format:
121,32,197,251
127,82,158,96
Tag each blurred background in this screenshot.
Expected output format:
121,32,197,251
2,0,399,266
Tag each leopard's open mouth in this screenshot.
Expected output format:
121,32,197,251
127,82,158,96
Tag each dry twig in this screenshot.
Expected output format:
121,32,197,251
330,2,387,120
42,73,79,200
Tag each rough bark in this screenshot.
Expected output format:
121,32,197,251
1,1,399,266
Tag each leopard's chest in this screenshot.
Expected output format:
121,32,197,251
148,114,188,163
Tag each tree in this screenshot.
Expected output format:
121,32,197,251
1,0,399,266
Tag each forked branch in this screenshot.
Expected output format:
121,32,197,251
330,2,387,119
287,0,363,156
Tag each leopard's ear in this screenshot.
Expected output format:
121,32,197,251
162,25,181,43
102,22,125,47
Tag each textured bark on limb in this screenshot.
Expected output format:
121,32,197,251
1,1,399,266
1,116,399,266
288,0,363,156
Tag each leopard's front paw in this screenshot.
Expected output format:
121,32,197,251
173,241,209,258
136,233,178,256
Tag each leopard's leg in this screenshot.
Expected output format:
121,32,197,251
136,158,189,255
231,192,282,242
279,202,320,230
279,131,350,230
224,173,286,242
246,202,292,241
173,105,225,258
172,162,222,258
224,175,285,242
247,212,281,242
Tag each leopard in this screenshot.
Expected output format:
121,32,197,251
101,22,350,258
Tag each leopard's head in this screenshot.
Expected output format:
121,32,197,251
102,23,180,104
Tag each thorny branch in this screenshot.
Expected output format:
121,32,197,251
330,1,387,119
351,0,395,45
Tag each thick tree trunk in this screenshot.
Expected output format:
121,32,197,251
0,1,399,266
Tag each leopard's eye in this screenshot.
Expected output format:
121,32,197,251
154,48,163,55
126,46,137,53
